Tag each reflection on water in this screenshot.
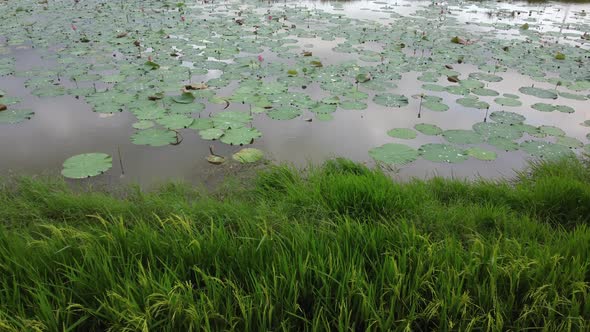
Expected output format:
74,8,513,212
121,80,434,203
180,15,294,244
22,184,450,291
0,0,589,188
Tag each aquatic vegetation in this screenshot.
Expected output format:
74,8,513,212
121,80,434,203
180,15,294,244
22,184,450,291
0,0,588,179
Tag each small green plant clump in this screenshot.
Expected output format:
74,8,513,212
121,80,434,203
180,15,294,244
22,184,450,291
1,157,590,331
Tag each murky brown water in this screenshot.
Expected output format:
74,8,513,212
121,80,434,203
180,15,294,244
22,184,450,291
0,0,589,188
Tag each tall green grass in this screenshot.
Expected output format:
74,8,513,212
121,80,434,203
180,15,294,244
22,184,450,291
0,157,589,331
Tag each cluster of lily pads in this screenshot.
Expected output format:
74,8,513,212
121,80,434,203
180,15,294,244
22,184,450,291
0,0,589,178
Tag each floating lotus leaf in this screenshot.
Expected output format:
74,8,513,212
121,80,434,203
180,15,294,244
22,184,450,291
503,94,520,99
340,101,367,110
0,109,34,124
445,85,470,96
316,113,333,121
556,136,583,148
520,141,575,160
132,120,155,130
489,111,525,124
567,81,590,91
419,143,468,163
488,137,519,151
466,147,497,161
539,125,565,137
531,103,574,113
558,92,587,101
443,130,484,144
207,155,226,165
233,148,264,163
168,102,205,114
472,88,499,97
494,97,522,107
61,153,112,179
473,122,523,140
189,119,214,130
423,100,449,112
212,111,251,129
413,123,441,136
422,84,446,92
267,107,302,120
459,79,484,89
457,97,489,109
131,104,166,120
373,93,408,107
387,128,416,139
581,120,590,127
172,92,196,104
468,72,503,82
369,143,419,165
131,129,177,146
518,87,558,99
220,127,262,145
199,128,225,140
156,114,194,129
311,103,337,114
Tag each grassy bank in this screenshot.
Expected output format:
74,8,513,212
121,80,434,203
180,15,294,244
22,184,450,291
1,157,590,331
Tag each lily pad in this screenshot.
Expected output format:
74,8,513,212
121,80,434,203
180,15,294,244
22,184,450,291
156,114,193,129
518,87,558,99
233,148,264,163
172,92,196,104
373,93,409,107
494,97,522,107
132,120,155,130
387,128,417,139
414,123,442,135
488,137,519,151
489,111,525,124
520,141,575,160
131,129,177,146
369,143,419,165
200,128,225,140
61,153,112,179
0,109,34,124
457,97,489,109
267,107,302,120
466,147,497,161
442,130,484,144
419,143,468,163
220,127,262,145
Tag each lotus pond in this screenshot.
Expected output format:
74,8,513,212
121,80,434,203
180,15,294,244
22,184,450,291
0,0,589,185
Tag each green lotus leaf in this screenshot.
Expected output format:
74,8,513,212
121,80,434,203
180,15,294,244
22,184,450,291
172,92,196,104
457,97,489,109
539,125,565,137
556,136,583,148
419,143,468,163
156,114,194,129
442,130,484,144
340,101,367,110
558,92,587,101
489,111,525,124
316,113,333,121
233,148,264,163
518,87,558,99
369,143,419,165
220,127,262,145
520,140,575,160
131,128,177,146
414,123,442,135
387,128,417,139
472,88,499,97
0,109,34,124
132,120,155,130
61,153,112,179
199,128,225,140
267,107,302,120
487,137,519,151
373,93,408,107
466,147,497,161
494,97,522,107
